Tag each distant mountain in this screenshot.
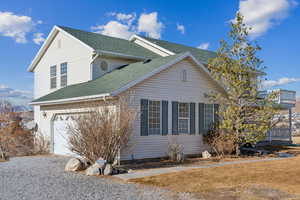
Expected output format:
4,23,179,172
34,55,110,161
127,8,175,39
13,105,33,112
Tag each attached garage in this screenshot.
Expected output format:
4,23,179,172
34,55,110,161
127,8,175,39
51,114,76,156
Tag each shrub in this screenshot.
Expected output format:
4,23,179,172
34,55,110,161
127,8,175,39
167,139,185,162
203,130,236,157
33,131,50,155
67,99,136,164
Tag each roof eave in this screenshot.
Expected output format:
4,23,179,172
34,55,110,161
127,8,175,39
130,34,175,56
30,93,112,106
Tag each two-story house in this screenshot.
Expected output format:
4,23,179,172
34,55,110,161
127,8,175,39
28,26,295,160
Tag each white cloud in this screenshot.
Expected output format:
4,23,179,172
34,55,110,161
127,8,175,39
0,85,32,100
197,42,210,50
92,12,164,40
91,21,134,40
138,12,164,39
33,32,45,45
177,24,185,34
0,11,36,43
109,12,136,25
262,77,300,88
235,0,297,38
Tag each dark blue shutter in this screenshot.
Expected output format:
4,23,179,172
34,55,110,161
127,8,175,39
214,104,219,129
162,101,168,135
172,101,178,135
140,99,148,136
199,103,205,134
190,103,195,134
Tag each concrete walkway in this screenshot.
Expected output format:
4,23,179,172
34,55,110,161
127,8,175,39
115,157,285,181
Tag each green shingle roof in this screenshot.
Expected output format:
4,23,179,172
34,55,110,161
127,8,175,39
33,53,185,103
139,36,217,64
58,26,159,59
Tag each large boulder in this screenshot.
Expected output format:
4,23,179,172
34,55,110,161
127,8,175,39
65,158,83,172
79,158,91,170
202,150,212,159
85,163,101,176
103,164,113,176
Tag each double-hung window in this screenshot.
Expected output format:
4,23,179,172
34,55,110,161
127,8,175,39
148,100,161,135
50,65,57,89
60,62,68,87
178,103,190,134
204,104,214,130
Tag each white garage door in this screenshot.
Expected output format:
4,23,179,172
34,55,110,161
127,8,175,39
53,115,75,156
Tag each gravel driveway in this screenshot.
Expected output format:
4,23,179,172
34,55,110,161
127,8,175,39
0,156,195,200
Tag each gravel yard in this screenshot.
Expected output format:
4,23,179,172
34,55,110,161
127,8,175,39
0,156,195,200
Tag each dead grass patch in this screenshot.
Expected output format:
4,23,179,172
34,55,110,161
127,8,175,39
132,156,300,199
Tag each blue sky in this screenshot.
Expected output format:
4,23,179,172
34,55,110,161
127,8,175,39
0,0,299,106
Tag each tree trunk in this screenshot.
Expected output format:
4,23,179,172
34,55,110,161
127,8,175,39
235,144,240,156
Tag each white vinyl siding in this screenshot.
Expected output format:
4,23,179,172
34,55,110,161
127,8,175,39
204,104,214,130
178,102,189,134
120,58,224,160
50,65,57,89
148,100,161,135
60,62,68,87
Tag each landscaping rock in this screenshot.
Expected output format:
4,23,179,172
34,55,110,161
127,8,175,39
103,164,113,175
95,158,107,169
85,163,101,176
79,158,91,170
65,158,83,172
202,150,212,159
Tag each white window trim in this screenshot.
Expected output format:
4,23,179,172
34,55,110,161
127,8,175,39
148,100,162,136
60,62,68,87
50,65,57,89
178,102,190,134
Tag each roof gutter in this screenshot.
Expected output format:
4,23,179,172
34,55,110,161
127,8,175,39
30,93,113,106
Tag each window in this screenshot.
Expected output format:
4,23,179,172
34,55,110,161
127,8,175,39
57,39,61,49
50,65,57,89
60,62,68,87
181,69,187,82
178,103,189,134
148,100,161,135
204,104,214,130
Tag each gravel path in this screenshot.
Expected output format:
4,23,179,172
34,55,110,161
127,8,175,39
0,156,196,200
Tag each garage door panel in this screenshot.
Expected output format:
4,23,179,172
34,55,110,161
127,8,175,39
53,115,76,156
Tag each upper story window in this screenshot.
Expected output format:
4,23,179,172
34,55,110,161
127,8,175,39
204,104,214,130
181,69,187,82
50,65,57,89
60,62,68,87
178,103,190,134
148,100,161,135
57,39,61,49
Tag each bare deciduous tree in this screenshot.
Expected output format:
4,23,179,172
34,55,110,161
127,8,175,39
67,98,136,164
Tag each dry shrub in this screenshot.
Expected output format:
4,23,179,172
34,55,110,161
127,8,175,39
0,101,34,158
67,98,136,164
204,130,236,157
0,120,34,157
33,131,50,155
167,138,185,162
